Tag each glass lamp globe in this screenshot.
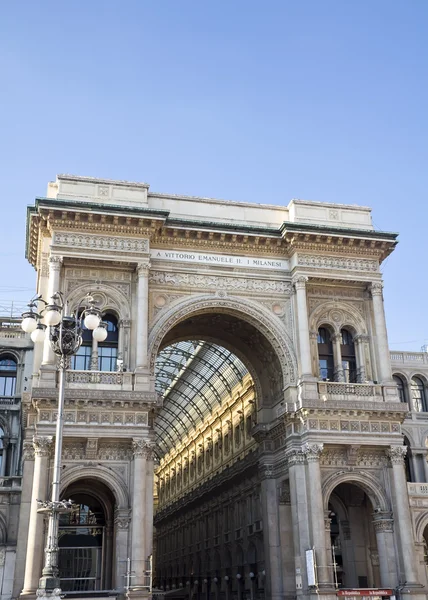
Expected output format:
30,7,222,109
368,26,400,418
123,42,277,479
92,326,108,342
84,312,100,330
45,307,62,326
22,316,38,333
31,326,46,343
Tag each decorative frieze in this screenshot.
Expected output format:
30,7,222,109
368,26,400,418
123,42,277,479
298,254,378,272
53,232,149,255
149,270,292,294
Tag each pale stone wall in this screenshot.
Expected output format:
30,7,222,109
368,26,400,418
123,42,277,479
9,174,427,600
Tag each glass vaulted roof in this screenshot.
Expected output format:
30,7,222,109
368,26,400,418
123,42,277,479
154,340,249,457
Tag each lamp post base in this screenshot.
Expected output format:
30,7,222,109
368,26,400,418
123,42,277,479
35,588,63,600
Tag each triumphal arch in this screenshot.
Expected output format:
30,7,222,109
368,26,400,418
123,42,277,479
15,175,426,600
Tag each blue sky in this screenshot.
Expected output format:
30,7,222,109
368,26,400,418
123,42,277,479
0,1,426,349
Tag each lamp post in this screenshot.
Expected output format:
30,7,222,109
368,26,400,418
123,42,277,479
21,292,108,598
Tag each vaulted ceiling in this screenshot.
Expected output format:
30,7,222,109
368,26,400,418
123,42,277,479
154,340,249,457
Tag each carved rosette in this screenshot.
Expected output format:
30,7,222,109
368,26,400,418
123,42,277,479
386,445,407,465
302,443,324,462
22,441,35,461
369,282,384,298
33,436,54,458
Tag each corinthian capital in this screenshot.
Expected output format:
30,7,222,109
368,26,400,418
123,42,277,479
136,261,151,277
132,439,155,459
292,275,308,292
369,282,384,297
49,255,63,271
303,443,324,462
386,445,407,465
33,436,54,457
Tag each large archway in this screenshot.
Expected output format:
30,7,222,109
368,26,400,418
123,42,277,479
151,305,292,594
328,482,380,589
59,479,116,592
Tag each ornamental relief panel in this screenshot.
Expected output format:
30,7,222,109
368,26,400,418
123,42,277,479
53,232,149,255
66,278,131,300
297,254,379,272
149,270,292,295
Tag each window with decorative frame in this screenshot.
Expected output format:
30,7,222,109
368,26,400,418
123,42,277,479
393,374,407,403
411,376,427,412
98,314,118,372
317,327,334,380
0,356,17,396
341,328,357,383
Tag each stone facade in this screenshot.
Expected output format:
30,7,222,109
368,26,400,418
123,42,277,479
0,174,427,600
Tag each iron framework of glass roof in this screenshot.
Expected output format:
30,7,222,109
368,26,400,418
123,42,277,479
154,340,249,457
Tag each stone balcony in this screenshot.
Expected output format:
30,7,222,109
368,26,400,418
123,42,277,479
65,369,134,391
0,476,22,491
291,380,407,415
407,483,428,510
390,351,428,366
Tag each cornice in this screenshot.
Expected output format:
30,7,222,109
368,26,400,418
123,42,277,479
26,198,398,268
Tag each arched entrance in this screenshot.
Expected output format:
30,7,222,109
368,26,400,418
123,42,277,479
152,304,294,597
328,483,380,589
59,479,115,591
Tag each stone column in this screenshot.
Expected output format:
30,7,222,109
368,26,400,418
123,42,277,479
372,512,397,588
136,262,150,370
370,282,393,383
422,453,428,483
387,446,421,586
90,338,99,371
354,335,367,383
21,436,53,596
114,511,131,591
130,439,149,595
303,444,332,589
259,463,283,600
13,443,36,598
331,334,344,382
42,256,62,367
292,275,312,378
0,439,8,477
287,448,311,593
145,446,155,560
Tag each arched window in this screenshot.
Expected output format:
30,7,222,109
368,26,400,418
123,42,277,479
317,327,334,380
411,377,427,412
393,375,407,403
341,329,357,383
98,314,118,372
71,320,92,371
404,437,413,482
0,356,17,396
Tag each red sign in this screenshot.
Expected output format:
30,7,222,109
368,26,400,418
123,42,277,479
337,590,393,597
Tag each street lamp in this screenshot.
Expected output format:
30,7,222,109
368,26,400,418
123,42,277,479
21,291,107,599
